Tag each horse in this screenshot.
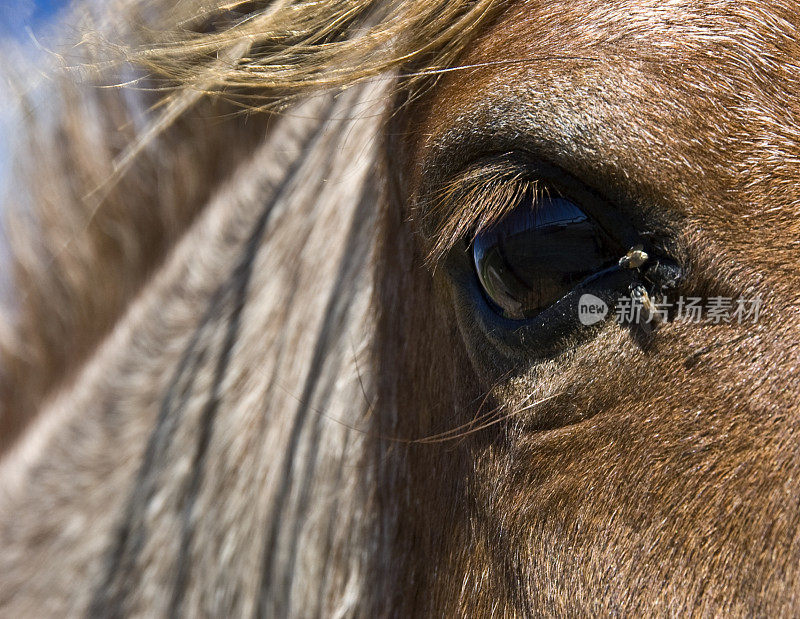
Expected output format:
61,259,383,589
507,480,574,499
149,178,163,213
1,0,799,615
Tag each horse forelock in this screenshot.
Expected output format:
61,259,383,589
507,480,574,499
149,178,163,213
0,0,498,450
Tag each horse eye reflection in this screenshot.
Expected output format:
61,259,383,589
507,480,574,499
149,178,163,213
472,195,619,320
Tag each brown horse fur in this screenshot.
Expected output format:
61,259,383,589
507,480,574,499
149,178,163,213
2,0,800,615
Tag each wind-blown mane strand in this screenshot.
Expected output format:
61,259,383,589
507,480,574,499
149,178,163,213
0,0,502,451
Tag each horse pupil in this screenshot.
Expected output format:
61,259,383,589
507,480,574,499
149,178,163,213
472,194,618,320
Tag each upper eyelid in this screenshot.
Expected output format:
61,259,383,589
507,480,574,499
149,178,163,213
417,155,538,265
424,152,652,268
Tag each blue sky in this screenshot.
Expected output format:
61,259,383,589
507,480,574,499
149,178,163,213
1,0,70,208
0,1,68,302
0,0,67,38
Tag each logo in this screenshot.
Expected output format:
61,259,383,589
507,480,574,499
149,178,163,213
578,293,608,326
577,293,762,327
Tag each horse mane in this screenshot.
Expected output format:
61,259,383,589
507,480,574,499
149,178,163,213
0,0,500,450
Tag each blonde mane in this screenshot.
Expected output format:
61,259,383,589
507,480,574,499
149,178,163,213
0,0,500,450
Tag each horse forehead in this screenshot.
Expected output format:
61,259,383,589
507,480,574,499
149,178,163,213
462,0,799,69
419,0,800,144
406,0,800,233
416,1,795,127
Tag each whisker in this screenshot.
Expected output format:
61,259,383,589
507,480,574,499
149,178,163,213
398,54,602,80
416,393,562,444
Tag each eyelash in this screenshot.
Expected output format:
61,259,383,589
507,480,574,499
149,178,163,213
420,158,539,265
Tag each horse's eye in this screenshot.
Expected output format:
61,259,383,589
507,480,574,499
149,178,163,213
472,192,619,320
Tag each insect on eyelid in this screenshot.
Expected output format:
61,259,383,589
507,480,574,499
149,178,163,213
630,284,664,333
619,244,649,269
